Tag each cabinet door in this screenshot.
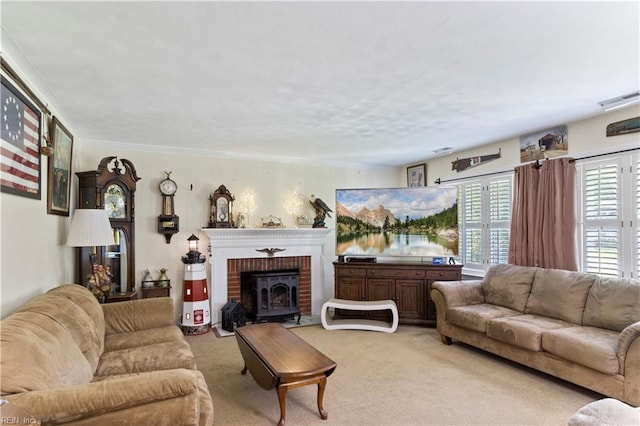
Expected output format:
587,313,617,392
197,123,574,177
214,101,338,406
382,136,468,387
396,279,424,322
367,278,394,322
335,276,366,318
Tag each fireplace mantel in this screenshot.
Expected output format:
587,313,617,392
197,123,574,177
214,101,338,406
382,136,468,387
202,228,332,328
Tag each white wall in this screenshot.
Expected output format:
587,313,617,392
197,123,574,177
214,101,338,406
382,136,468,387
74,145,400,318
424,106,640,185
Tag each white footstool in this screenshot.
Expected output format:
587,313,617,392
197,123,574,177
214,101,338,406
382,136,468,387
320,298,399,333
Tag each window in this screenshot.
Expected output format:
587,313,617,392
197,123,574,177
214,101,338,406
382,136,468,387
578,152,639,278
457,174,513,275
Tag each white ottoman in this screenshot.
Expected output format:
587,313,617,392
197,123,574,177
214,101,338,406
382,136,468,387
320,298,399,333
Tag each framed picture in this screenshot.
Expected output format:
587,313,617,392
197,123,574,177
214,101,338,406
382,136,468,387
407,163,426,187
47,116,73,216
519,125,568,163
0,76,42,199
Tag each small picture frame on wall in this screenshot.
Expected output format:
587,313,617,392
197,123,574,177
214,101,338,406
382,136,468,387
47,116,73,216
407,163,426,187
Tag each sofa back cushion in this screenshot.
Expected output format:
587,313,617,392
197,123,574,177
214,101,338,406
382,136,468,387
18,293,103,371
482,264,538,312
0,312,94,395
525,268,597,324
46,284,105,353
583,277,640,331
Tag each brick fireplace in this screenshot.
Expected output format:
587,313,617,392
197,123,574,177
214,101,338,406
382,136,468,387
228,256,311,316
201,228,332,331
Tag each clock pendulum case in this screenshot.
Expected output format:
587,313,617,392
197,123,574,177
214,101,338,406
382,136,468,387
76,156,141,293
157,171,180,243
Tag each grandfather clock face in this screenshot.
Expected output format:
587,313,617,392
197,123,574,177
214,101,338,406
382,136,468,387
104,184,127,219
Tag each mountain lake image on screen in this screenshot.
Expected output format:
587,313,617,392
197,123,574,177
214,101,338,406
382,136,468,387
335,186,458,258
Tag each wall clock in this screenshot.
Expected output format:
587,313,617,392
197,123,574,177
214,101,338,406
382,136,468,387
208,184,235,228
157,171,179,243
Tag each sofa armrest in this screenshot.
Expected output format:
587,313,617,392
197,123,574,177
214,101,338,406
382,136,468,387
617,321,640,375
431,280,485,309
103,297,175,335
3,369,200,425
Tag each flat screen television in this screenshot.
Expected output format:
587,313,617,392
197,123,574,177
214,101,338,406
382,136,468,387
335,186,458,258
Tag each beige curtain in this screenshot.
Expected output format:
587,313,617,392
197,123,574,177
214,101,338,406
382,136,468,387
508,157,578,270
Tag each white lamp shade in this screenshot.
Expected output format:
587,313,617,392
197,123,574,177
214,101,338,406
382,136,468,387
66,209,115,247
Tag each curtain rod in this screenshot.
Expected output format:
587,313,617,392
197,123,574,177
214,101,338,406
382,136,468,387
435,146,639,185
1,57,50,114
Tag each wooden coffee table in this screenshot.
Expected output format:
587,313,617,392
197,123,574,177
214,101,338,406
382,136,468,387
235,322,337,426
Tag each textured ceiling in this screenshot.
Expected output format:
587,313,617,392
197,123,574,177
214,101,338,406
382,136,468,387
1,1,639,167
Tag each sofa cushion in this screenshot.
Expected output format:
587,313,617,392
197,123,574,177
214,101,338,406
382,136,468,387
95,340,196,377
486,314,577,351
104,325,186,352
541,326,619,374
525,268,597,324
447,304,522,333
583,276,640,332
18,294,103,371
47,284,106,352
1,312,94,394
482,264,537,312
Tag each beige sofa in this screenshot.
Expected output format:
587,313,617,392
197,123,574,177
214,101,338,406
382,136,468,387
430,264,640,406
0,284,213,425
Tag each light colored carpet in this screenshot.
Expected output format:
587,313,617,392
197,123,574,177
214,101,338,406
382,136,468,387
213,315,321,337
187,325,601,425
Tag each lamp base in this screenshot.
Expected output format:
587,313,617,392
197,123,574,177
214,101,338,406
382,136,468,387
180,324,210,335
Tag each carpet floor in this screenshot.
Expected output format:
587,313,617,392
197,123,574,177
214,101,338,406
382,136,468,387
186,324,602,425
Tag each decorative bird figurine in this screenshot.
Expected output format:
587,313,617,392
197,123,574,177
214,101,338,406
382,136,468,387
255,248,286,257
310,195,332,228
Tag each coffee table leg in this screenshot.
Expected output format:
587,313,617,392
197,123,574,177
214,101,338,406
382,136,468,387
277,386,287,426
241,363,247,375
317,376,328,420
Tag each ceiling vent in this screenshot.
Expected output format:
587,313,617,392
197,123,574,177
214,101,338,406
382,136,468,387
598,91,640,112
433,147,452,155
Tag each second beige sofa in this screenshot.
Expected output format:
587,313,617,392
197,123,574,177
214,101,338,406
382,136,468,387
431,264,640,406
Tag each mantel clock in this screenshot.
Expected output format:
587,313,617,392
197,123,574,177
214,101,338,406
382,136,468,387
208,184,235,228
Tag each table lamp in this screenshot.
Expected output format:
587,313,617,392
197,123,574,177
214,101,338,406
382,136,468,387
66,209,115,291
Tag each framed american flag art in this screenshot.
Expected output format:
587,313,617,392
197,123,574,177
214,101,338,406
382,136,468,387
47,117,73,216
1,75,41,199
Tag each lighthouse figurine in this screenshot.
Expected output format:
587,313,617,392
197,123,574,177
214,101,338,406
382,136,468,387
180,234,210,335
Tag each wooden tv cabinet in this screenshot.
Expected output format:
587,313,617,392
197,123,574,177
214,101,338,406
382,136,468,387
333,261,462,326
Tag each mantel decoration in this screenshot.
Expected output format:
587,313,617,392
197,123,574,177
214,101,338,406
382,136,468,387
261,214,284,228
309,194,332,228
208,184,235,228
47,116,74,216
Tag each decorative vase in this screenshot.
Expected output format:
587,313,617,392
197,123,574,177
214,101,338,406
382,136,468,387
158,268,169,287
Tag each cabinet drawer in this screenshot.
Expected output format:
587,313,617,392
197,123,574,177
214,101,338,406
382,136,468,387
335,267,367,277
426,269,460,280
367,268,426,279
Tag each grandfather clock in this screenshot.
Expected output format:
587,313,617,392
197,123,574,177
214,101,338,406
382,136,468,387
76,156,141,293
